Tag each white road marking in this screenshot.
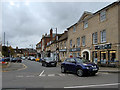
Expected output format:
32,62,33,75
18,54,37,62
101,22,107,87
58,74,65,76
16,75,24,77
39,70,44,76
64,83,120,88
48,74,55,77
40,74,46,77
26,75,35,77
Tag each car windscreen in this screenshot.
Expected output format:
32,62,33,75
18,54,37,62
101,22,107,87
76,58,89,63
44,58,53,61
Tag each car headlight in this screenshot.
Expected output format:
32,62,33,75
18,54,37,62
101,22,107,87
86,67,89,69
92,66,96,68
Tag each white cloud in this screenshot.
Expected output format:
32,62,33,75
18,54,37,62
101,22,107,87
2,2,112,48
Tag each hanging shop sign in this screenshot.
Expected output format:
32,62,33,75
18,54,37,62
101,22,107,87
69,48,81,52
95,43,111,50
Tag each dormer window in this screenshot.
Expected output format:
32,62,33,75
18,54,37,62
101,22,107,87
73,26,76,32
100,10,106,22
84,20,88,29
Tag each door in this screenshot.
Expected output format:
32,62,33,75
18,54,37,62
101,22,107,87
68,58,76,72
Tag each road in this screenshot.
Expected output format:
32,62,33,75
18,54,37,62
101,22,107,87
2,60,119,89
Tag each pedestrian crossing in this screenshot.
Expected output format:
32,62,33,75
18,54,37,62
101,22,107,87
16,73,73,78
16,72,109,78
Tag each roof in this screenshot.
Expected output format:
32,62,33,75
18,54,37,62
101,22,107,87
67,1,120,30
58,31,68,42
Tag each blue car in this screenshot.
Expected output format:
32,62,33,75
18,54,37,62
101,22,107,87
61,57,99,77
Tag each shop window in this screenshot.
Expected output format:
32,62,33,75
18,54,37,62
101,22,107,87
109,51,116,61
73,53,76,57
92,51,98,63
77,53,80,57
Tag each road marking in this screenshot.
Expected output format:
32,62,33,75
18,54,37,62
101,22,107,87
17,63,27,71
39,70,44,76
58,74,65,76
26,75,35,77
40,74,46,77
16,75,24,77
64,83,120,88
48,74,55,77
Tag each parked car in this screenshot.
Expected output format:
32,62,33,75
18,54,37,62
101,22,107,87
42,57,57,67
0,57,6,64
21,57,26,60
3,57,10,62
61,57,99,77
11,57,22,63
30,57,36,61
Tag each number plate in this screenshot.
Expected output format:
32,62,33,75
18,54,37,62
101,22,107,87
93,68,97,71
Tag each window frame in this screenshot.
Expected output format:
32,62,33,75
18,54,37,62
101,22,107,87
77,37,80,47
84,20,88,29
100,10,106,22
70,39,72,48
82,36,85,46
73,26,76,32
92,32,98,44
101,30,106,43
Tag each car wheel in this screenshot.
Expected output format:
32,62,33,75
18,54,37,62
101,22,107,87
61,67,66,73
77,69,83,77
44,63,47,67
91,73,96,76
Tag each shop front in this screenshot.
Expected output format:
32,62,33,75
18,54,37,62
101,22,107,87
59,49,67,62
69,48,80,58
92,43,118,66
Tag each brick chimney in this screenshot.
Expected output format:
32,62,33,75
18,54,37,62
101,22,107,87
50,28,53,41
16,46,18,50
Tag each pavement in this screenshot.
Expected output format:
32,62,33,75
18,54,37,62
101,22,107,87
2,62,26,72
2,62,120,73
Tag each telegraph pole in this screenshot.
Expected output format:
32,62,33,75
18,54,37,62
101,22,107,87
56,28,57,61
7,41,8,47
4,32,5,46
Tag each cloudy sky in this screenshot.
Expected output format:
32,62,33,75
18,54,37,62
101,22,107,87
1,0,116,49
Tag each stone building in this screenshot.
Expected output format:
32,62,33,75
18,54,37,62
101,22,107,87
67,1,120,65
58,31,68,62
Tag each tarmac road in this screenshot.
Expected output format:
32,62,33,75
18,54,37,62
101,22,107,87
2,60,119,89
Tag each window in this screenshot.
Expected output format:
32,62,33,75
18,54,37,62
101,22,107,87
64,41,66,48
77,37,80,47
100,10,106,22
92,32,98,44
70,40,72,48
77,53,80,57
73,26,76,32
73,53,76,57
60,42,62,49
82,36,85,46
70,58,75,62
84,20,88,29
101,30,106,43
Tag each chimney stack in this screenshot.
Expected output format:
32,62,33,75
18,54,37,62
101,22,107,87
50,28,53,40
